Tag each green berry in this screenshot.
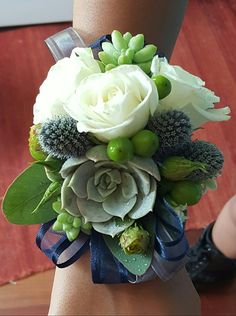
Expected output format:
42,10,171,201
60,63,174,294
52,221,63,231
131,130,159,157
67,215,74,224
57,212,70,223
66,227,80,242
52,200,62,214
63,223,72,231
170,180,202,206
107,137,134,162
152,75,172,100
73,217,82,228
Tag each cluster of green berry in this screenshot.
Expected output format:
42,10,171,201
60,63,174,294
107,129,160,162
52,200,92,241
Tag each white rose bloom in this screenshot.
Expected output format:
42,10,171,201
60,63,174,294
151,56,231,128
64,65,158,142
33,48,101,124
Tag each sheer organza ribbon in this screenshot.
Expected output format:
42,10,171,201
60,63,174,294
36,28,189,284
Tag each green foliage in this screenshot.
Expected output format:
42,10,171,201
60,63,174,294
2,163,57,224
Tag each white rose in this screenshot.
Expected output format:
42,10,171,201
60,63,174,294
33,48,101,124
64,65,158,142
151,56,231,128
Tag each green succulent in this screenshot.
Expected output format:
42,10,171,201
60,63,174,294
52,199,92,241
98,30,157,74
59,145,160,237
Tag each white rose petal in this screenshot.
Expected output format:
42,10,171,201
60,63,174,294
33,48,100,124
151,56,231,127
64,65,158,142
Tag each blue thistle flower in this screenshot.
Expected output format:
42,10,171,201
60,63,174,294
148,110,192,161
183,140,224,182
39,117,93,159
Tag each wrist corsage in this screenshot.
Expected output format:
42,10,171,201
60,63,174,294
3,28,230,284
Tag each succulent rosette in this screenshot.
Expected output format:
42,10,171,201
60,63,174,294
60,145,160,237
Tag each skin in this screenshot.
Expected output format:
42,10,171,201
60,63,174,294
48,252,200,316
49,1,201,315
212,195,236,259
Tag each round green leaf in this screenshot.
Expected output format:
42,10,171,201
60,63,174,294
2,163,57,224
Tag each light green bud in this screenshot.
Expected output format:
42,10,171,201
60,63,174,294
105,64,116,71
133,44,157,63
81,218,92,235
98,51,117,65
125,48,135,60
66,227,80,242
123,32,132,44
52,200,62,214
73,217,82,228
96,60,105,72
63,223,72,231
111,30,128,51
52,221,63,232
102,42,118,57
119,224,150,255
118,54,132,65
29,125,47,161
128,34,144,52
57,212,70,223
160,156,207,181
136,61,152,74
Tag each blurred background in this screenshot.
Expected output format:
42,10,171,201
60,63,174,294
0,0,235,315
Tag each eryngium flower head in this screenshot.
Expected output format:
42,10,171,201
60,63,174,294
148,110,192,160
119,224,150,254
59,145,160,237
39,116,93,159
183,140,224,181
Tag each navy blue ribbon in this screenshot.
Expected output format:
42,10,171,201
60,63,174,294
90,231,130,284
155,198,189,261
36,219,90,268
36,198,188,283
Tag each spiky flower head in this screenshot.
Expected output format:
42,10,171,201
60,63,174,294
148,110,192,161
39,116,93,160
183,140,224,182
119,224,150,255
